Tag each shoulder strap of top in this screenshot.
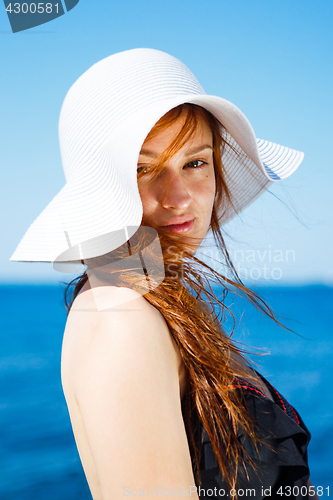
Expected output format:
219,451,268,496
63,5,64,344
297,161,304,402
233,372,301,425
232,376,267,398
254,371,301,425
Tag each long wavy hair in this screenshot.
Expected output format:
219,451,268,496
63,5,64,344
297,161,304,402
64,104,281,488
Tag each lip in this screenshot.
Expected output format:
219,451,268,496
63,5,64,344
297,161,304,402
160,217,195,234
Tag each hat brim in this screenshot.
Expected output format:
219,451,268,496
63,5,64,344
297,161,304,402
10,93,303,263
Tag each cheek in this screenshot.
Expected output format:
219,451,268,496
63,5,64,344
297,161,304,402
195,175,216,211
208,170,217,206
138,184,155,217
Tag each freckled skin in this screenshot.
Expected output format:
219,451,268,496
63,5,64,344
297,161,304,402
137,116,216,252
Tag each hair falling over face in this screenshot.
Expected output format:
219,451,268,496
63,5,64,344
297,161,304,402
64,104,285,489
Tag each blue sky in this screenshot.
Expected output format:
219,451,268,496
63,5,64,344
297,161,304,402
1,0,332,284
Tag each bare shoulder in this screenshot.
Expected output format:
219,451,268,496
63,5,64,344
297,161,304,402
60,286,197,498
61,285,181,394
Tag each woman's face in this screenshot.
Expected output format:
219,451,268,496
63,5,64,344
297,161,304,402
137,113,216,251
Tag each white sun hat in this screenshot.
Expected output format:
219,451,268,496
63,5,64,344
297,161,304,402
10,48,304,264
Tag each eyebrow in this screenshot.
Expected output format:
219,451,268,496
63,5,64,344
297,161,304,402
139,144,213,158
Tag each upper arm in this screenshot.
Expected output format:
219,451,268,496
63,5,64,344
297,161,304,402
62,287,198,499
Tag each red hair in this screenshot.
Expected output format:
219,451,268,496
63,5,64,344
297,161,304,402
65,104,282,489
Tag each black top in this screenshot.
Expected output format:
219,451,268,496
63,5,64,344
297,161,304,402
182,372,311,500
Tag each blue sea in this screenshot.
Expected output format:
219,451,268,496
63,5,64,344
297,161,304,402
0,284,332,499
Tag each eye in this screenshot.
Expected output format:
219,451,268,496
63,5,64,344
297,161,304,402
184,160,206,169
137,166,150,175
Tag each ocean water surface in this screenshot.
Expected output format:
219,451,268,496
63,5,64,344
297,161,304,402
0,284,332,499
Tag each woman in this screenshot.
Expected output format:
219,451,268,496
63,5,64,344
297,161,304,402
11,49,314,499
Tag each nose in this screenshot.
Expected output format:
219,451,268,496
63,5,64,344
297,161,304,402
159,171,191,211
